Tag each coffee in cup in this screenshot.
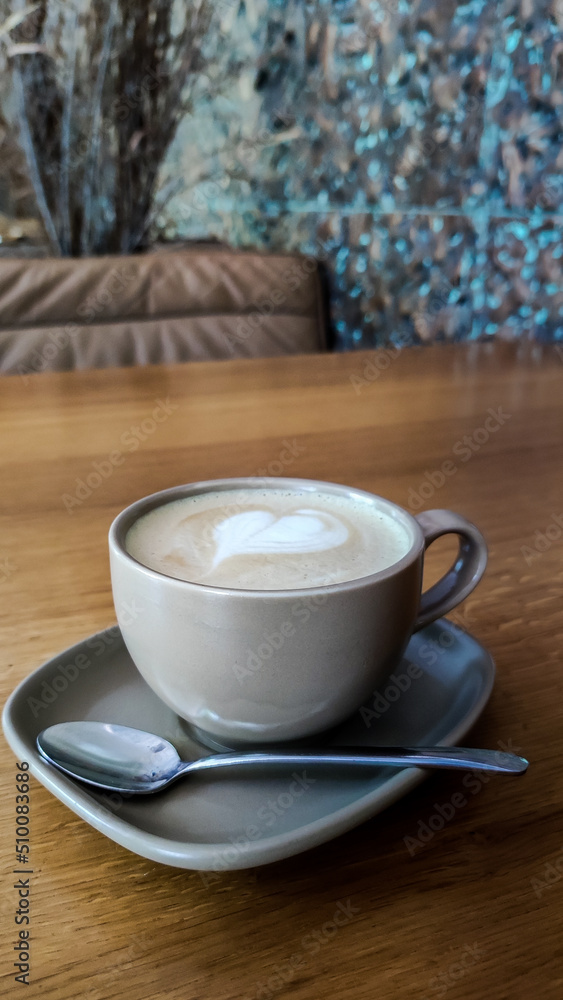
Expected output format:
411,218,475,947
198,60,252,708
109,478,487,745
124,486,412,590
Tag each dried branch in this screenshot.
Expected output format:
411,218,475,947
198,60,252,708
58,8,77,256
1,0,220,255
0,5,40,40
81,0,116,254
11,61,61,253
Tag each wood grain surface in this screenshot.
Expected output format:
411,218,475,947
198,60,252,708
1,342,562,1000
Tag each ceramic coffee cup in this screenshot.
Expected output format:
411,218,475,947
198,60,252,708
108,478,487,745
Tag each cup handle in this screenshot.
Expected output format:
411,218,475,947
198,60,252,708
413,510,488,632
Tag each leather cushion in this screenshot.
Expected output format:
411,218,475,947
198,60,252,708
0,248,327,374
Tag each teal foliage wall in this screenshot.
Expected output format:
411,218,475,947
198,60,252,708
158,0,563,349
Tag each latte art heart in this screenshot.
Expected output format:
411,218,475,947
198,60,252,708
212,509,349,568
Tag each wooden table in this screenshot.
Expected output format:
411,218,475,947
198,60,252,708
1,342,562,1000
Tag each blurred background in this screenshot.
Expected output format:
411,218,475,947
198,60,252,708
0,0,562,350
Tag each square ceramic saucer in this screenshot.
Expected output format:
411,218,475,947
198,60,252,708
2,618,494,870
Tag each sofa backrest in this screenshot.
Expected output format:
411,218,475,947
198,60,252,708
0,247,328,375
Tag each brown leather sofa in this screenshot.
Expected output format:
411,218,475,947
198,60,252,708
0,247,328,375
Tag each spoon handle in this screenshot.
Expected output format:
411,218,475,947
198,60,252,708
185,746,528,776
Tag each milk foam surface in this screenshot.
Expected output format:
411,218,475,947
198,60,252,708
125,488,412,589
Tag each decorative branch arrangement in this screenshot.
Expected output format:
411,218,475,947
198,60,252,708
0,0,213,256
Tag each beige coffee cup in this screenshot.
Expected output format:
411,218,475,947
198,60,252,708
108,478,487,745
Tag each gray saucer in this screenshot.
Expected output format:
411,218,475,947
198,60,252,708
2,619,495,870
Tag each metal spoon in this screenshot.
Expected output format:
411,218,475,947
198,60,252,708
36,722,529,795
